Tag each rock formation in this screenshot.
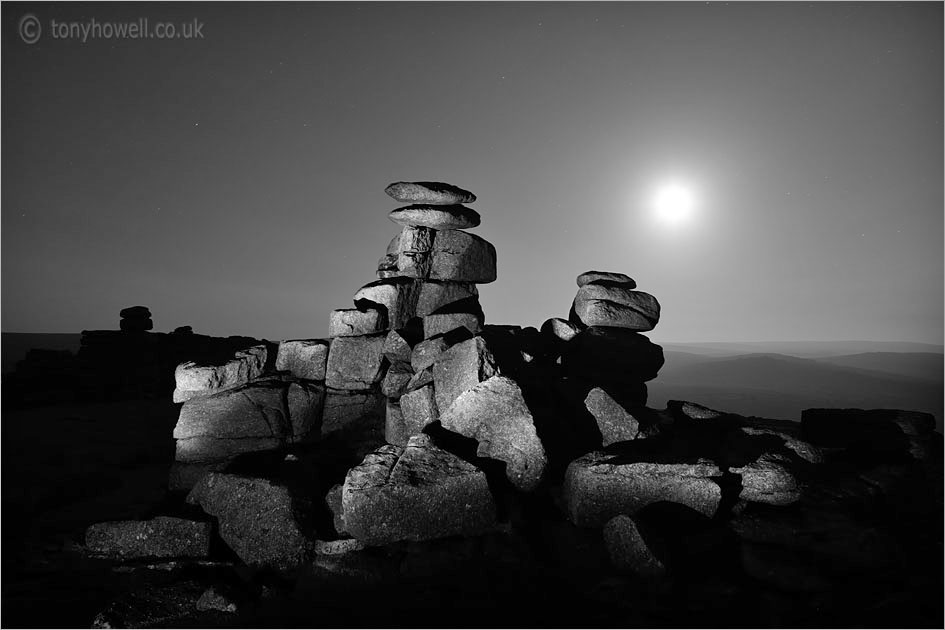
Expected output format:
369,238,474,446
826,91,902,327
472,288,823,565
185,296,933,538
76,182,942,629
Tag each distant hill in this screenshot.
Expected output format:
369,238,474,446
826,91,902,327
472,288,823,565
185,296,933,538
2,333,82,374
651,351,943,430
660,340,944,358
813,352,943,383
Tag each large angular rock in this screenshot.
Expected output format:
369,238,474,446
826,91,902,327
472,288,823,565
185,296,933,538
602,515,666,578
342,435,497,545
325,334,387,390
173,345,268,402
563,452,723,526
400,384,438,436
429,230,497,283
384,181,476,205
329,308,388,337
85,517,211,560
353,278,422,330
187,473,316,571
173,380,291,441
576,271,636,288
439,376,547,491
389,204,481,230
571,285,660,331
584,387,642,446
561,327,664,383
275,339,329,381
432,335,498,414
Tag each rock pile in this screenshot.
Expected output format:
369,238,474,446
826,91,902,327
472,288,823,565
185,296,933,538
78,182,942,629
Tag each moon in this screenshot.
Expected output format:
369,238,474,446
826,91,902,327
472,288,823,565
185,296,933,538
652,182,696,227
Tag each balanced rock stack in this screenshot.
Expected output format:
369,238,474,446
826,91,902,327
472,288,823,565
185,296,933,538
323,181,497,449
541,271,665,447
119,305,153,332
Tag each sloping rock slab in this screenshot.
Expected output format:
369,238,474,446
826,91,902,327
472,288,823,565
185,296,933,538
187,473,316,571
440,375,547,491
173,345,268,402
564,452,722,526
432,335,498,414
173,380,291,441
342,434,497,545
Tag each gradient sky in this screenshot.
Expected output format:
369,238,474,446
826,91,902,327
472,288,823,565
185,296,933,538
3,2,942,344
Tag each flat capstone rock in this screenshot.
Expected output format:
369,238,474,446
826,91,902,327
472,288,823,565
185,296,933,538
385,181,476,205
576,271,636,288
389,204,481,230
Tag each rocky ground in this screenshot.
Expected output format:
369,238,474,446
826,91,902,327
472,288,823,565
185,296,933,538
2,396,942,628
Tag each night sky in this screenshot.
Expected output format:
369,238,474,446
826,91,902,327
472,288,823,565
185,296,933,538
3,2,942,344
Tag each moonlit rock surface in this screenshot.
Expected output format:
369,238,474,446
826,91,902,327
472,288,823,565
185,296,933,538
571,285,660,331
173,345,268,402
328,308,388,337
342,434,497,545
576,271,636,288
584,387,642,446
432,335,499,414
275,339,329,381
384,181,477,205
439,375,547,492
325,333,387,390
389,204,481,229
564,452,723,526
540,317,582,342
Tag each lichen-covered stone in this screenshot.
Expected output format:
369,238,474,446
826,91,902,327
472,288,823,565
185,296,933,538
173,380,291,441
385,401,408,446
422,312,482,339
381,362,414,400
342,435,497,545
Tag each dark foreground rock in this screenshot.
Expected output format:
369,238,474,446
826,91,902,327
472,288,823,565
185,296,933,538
86,517,211,561
187,473,316,571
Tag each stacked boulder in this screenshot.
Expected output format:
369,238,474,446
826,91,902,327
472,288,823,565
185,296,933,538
120,305,153,332
333,182,551,542
541,271,665,450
